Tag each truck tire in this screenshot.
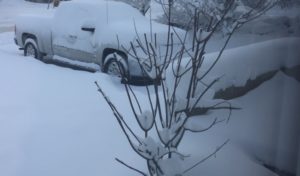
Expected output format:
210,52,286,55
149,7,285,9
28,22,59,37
24,38,42,60
103,53,128,78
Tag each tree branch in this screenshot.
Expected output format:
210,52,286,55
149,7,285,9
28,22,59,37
183,139,230,174
115,158,147,176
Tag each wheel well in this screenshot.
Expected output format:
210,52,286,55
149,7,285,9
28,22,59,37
22,33,45,58
102,48,127,65
22,33,37,45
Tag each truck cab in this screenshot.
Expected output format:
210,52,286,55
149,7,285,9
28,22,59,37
14,0,185,82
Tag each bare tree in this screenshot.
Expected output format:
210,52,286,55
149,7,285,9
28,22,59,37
96,0,278,175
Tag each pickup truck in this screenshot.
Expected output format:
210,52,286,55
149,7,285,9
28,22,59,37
14,0,184,81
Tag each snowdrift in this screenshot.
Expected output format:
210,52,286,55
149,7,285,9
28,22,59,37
0,31,300,175
182,72,300,176
202,37,300,93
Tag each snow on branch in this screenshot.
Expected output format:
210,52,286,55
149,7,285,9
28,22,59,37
95,0,278,175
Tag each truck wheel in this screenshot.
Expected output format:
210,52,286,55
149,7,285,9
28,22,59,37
103,53,128,78
24,38,41,60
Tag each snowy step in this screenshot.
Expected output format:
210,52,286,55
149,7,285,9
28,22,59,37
49,55,101,72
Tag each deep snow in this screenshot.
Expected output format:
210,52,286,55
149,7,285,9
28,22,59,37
202,37,300,91
1,30,299,175
0,0,48,33
0,0,300,176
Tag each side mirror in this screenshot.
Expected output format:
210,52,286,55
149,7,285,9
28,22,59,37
81,21,96,33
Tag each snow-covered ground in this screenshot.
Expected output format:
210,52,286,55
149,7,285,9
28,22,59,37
1,31,299,176
0,0,300,176
0,0,48,33
182,71,300,176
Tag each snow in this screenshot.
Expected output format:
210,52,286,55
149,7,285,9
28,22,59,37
0,1,300,176
1,30,299,175
201,37,300,91
52,55,101,71
0,0,48,33
137,110,154,131
53,0,173,44
165,36,300,113
181,71,300,175
0,32,146,176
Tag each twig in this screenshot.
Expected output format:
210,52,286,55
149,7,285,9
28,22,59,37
115,158,147,176
94,82,142,145
185,118,223,133
183,139,230,174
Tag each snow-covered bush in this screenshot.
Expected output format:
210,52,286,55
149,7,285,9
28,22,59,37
95,0,278,175
158,0,279,33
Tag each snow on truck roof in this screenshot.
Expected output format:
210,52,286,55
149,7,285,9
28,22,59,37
59,0,144,20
